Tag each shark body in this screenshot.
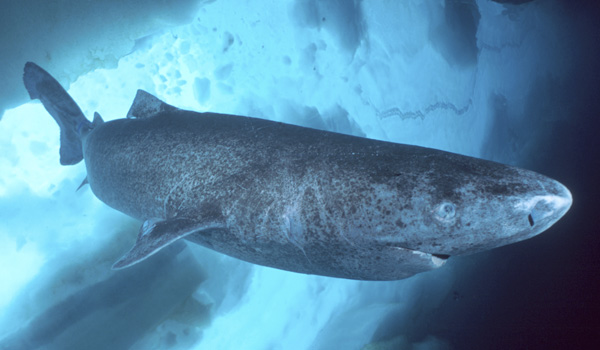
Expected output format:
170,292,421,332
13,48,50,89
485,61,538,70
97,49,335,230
23,62,572,280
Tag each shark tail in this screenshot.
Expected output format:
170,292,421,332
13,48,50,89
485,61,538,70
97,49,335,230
23,62,92,165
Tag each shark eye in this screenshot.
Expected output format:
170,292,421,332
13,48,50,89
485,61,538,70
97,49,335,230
434,202,456,222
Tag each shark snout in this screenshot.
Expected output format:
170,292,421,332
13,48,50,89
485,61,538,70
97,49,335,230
520,179,572,231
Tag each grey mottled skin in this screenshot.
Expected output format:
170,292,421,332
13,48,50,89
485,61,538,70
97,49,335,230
24,62,572,280
86,108,570,280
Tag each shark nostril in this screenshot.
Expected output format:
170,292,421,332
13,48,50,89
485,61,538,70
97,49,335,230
528,213,535,227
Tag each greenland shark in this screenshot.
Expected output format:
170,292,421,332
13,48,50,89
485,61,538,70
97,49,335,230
22,62,572,280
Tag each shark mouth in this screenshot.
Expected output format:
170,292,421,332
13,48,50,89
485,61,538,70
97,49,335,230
432,253,451,260
397,246,450,268
428,252,450,267
379,237,451,269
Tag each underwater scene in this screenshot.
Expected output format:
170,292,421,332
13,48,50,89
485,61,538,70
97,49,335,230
1,1,599,349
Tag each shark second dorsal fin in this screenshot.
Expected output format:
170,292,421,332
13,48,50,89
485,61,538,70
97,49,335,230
92,112,104,126
112,217,227,269
126,90,178,119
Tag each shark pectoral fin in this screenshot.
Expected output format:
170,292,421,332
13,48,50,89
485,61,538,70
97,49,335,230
112,217,226,270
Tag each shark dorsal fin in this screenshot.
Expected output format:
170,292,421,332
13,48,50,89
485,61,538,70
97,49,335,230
92,112,104,126
126,90,178,119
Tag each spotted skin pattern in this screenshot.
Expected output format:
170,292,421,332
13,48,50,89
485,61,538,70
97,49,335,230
24,62,572,280
85,108,570,280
